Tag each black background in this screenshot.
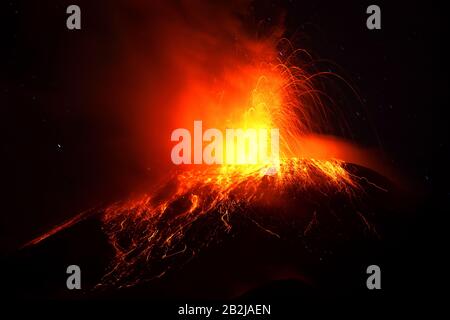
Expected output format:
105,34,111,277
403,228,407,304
0,0,438,311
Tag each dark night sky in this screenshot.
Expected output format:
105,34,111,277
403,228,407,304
0,1,437,302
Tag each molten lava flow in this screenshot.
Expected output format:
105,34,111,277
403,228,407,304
98,159,359,287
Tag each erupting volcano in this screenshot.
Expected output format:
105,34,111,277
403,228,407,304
22,1,393,291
